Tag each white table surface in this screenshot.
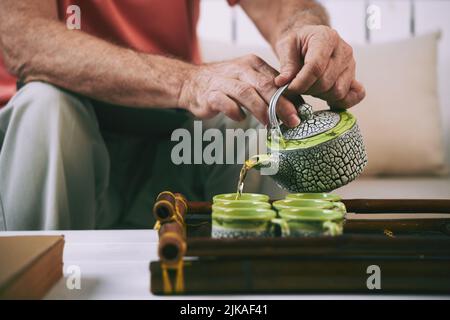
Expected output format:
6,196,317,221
1,230,447,300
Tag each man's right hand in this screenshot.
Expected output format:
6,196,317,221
178,55,300,128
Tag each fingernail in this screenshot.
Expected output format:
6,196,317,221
287,114,300,127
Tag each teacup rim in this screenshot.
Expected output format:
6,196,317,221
212,202,271,210
273,199,334,208
213,193,270,203
279,208,344,221
212,208,276,221
286,193,341,202
212,200,271,205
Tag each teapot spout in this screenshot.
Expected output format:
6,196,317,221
247,154,279,175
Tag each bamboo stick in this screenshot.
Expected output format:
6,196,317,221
154,192,188,265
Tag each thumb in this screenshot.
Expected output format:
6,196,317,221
275,37,302,86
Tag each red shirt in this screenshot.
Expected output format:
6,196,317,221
0,0,238,107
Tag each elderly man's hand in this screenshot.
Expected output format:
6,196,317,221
179,55,300,127
274,25,365,109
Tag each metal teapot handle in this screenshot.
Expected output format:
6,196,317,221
268,84,314,140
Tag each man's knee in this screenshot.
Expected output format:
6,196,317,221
3,81,104,162
9,81,96,129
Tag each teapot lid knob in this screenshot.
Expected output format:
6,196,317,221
298,103,313,122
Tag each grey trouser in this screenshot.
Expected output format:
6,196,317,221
0,82,244,230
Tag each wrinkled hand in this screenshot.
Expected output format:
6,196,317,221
274,25,365,109
179,55,301,127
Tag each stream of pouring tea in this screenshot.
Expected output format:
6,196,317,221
235,158,258,200
235,130,285,199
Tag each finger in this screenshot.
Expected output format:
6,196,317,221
315,61,355,103
276,98,301,127
238,67,276,104
207,90,245,122
331,80,366,109
305,57,340,96
288,35,335,93
238,68,299,127
222,79,269,125
274,35,302,87
306,44,353,96
249,62,302,127
252,60,279,79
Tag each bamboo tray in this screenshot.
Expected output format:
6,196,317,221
150,199,450,295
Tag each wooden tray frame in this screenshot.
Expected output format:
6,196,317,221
150,199,450,295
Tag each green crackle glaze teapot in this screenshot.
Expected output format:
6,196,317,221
251,84,368,193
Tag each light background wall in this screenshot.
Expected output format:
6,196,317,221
197,0,450,159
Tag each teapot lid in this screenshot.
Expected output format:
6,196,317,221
280,108,341,140
268,85,356,150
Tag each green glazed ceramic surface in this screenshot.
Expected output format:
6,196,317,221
286,193,341,202
212,201,271,210
212,208,276,221
284,193,346,212
272,199,335,211
212,208,276,239
278,208,344,237
279,208,344,221
213,193,269,204
268,111,357,150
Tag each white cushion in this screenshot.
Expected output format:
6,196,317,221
350,32,447,176
335,177,450,199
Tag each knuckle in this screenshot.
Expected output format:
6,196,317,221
275,35,292,50
206,91,222,108
281,62,297,73
318,77,334,93
275,40,284,52
309,61,326,79
237,84,255,98
321,27,339,46
275,39,284,50
317,25,329,33
329,28,339,41
245,53,262,65
341,43,353,61
257,76,275,92
345,43,354,57
333,84,347,101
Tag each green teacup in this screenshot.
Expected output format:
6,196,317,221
212,207,276,238
275,208,345,237
213,193,269,204
286,193,341,202
285,193,346,212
